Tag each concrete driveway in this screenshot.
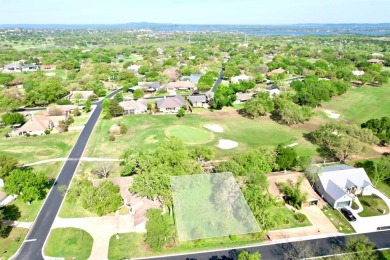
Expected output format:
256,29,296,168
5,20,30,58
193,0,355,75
347,189,390,233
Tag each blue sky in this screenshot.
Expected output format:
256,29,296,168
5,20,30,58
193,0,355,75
1,0,389,24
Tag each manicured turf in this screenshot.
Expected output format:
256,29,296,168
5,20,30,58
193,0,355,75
3,199,44,222
322,207,355,234
358,195,389,217
321,85,390,124
44,228,93,259
0,132,78,164
0,227,28,259
58,194,99,218
85,112,318,160
108,232,264,259
165,125,213,144
376,181,390,199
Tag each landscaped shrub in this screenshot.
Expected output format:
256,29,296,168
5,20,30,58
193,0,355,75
294,213,308,223
120,124,128,135
109,135,115,141
44,129,51,135
351,200,359,210
229,234,238,241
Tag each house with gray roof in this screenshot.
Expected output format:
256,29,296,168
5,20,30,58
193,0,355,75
156,95,186,113
3,62,22,73
315,165,373,208
119,99,148,115
188,94,207,107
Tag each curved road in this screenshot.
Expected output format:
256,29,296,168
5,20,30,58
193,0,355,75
12,89,122,260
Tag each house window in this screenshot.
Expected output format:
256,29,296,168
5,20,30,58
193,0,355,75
336,200,351,208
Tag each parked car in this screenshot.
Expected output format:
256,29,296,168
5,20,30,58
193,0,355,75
340,208,357,222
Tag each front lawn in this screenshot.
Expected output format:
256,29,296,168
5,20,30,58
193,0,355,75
0,131,78,164
358,195,389,217
44,228,93,259
3,198,44,222
108,232,264,259
376,181,390,199
322,206,355,234
0,227,28,259
58,192,99,218
272,207,311,229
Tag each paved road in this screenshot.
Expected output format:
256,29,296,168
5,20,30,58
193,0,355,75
136,231,390,260
12,89,122,260
211,70,224,93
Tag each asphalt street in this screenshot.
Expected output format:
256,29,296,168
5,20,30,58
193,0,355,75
211,70,224,93
12,89,121,260
137,230,390,260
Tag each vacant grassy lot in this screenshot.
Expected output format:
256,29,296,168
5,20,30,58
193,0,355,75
358,195,389,217
321,85,390,124
44,228,93,259
0,132,78,164
108,232,264,259
0,227,28,259
85,111,318,160
322,207,355,234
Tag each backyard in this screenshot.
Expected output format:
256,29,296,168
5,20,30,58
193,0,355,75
44,228,93,259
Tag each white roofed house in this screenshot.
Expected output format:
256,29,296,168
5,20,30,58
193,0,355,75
119,99,148,115
231,75,252,84
127,64,141,75
3,62,22,73
315,165,373,209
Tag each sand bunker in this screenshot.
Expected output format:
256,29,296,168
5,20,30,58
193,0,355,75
204,125,224,133
324,110,340,119
286,143,298,147
218,139,238,149
45,72,56,77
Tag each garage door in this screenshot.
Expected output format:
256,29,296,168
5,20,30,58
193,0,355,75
336,200,351,208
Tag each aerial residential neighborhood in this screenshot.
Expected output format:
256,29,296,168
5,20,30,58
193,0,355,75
0,2,390,260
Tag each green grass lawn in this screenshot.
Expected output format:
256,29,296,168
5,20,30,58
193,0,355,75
32,161,64,180
0,132,78,164
320,85,390,125
376,181,390,198
358,195,389,217
44,228,93,259
85,112,318,160
108,232,264,259
322,207,355,234
165,125,214,145
3,199,44,222
273,208,311,229
58,195,99,218
0,227,28,259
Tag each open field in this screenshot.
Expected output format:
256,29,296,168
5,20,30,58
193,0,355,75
108,232,264,259
320,85,390,125
0,227,28,259
0,132,78,164
44,228,93,259
85,111,318,160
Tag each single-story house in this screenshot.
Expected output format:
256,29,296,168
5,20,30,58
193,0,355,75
231,75,252,84
119,99,148,114
13,115,54,136
234,93,253,104
45,105,78,116
165,81,196,91
266,68,286,77
315,165,373,208
68,91,94,101
188,94,208,107
22,64,39,72
137,82,160,93
180,74,203,84
3,62,22,73
268,171,325,208
41,65,56,70
156,47,164,55
367,59,384,64
156,95,186,113
372,53,384,57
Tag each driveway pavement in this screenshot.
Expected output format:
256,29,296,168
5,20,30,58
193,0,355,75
348,189,390,233
50,214,135,260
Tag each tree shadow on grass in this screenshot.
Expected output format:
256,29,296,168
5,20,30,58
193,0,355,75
2,204,21,221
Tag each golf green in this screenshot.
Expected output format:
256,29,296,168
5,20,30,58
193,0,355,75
165,125,214,144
